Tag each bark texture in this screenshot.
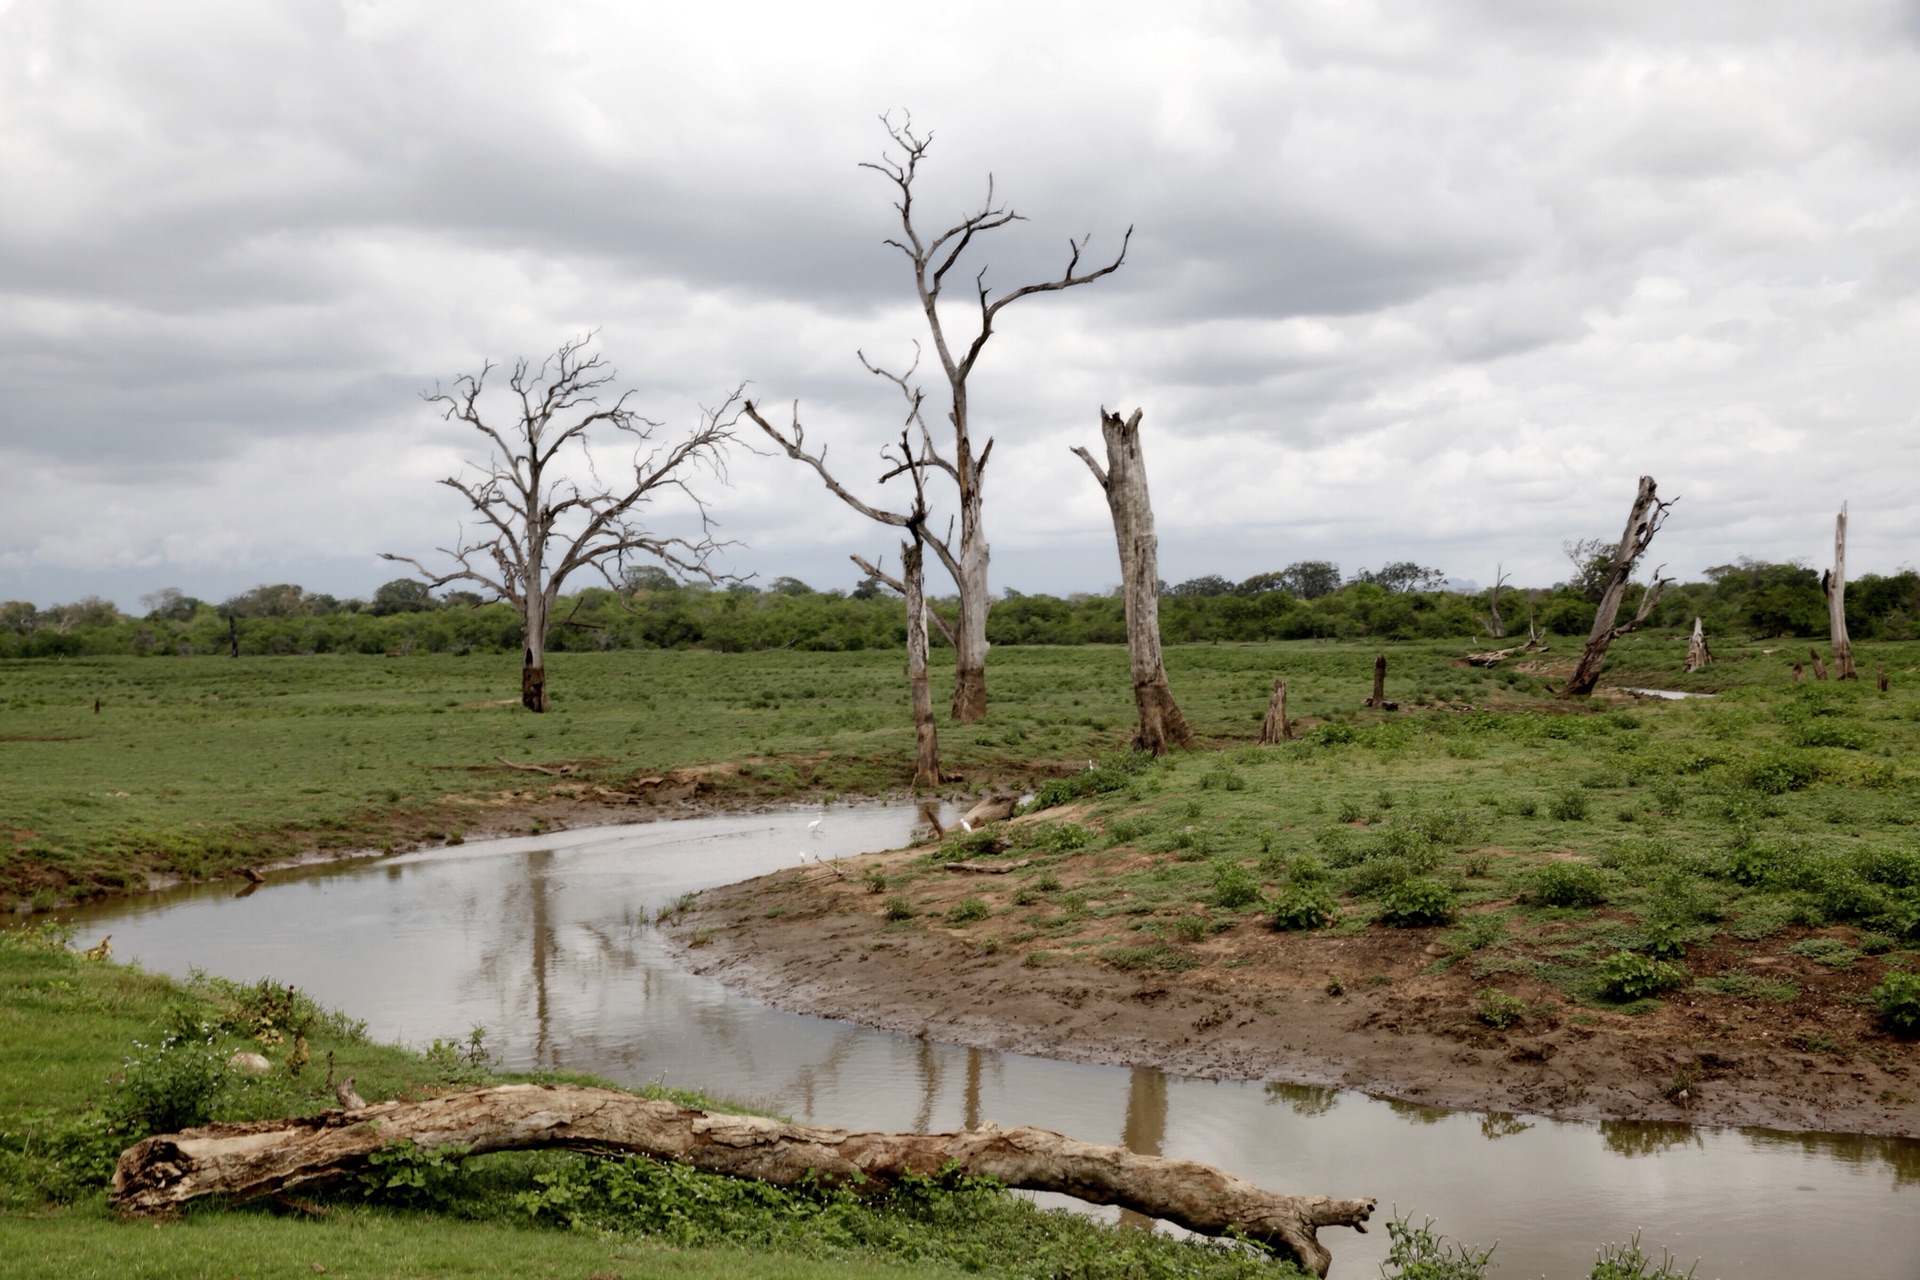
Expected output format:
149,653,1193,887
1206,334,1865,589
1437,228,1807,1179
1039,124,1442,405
1825,502,1857,680
1072,408,1192,754
900,538,942,786
110,1086,1374,1276
1684,617,1712,674
1810,649,1829,681
1561,476,1675,697
1259,678,1293,744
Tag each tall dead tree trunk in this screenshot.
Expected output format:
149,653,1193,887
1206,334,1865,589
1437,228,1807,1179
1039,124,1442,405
1684,616,1711,673
862,116,1129,722
1824,501,1856,680
1478,566,1509,639
854,540,941,788
1561,476,1676,697
1366,654,1389,709
1260,678,1293,744
746,389,946,785
1072,408,1192,755
111,1086,1375,1277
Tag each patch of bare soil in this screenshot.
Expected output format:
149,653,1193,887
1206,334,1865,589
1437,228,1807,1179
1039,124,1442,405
670,847,1920,1139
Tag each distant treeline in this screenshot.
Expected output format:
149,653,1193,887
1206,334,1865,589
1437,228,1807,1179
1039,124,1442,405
5,559,1918,659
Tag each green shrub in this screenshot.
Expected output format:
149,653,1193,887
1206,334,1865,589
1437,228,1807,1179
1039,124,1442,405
1380,1214,1495,1279
883,896,915,921
1287,853,1330,884
1596,951,1685,1001
1474,988,1528,1029
1743,751,1821,794
1209,860,1264,910
1548,791,1589,822
1870,970,1920,1037
1377,878,1456,927
1530,861,1609,908
112,1028,228,1136
1588,1232,1695,1279
1101,944,1197,972
1270,886,1339,932
947,897,991,924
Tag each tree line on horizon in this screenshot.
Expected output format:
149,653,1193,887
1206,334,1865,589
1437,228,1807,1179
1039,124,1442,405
6,555,1917,661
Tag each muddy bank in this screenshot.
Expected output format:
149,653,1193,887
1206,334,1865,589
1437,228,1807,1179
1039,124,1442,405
671,849,1920,1139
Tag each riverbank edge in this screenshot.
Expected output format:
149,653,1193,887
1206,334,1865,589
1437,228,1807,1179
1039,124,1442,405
668,855,1920,1142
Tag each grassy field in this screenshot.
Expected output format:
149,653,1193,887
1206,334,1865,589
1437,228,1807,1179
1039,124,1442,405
855,640,1920,1052
1,638,1583,901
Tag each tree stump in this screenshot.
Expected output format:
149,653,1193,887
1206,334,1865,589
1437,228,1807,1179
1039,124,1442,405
1684,616,1711,673
1259,678,1293,744
1810,648,1828,681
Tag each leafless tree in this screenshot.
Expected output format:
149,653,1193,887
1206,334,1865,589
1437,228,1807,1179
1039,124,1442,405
1477,566,1510,638
744,372,946,786
1824,501,1857,679
383,335,737,712
1561,476,1675,697
1073,407,1192,754
862,114,1130,722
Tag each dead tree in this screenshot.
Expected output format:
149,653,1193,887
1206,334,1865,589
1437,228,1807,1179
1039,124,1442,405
1477,566,1509,638
1364,654,1394,710
1072,408,1192,754
744,382,946,788
110,1085,1375,1276
1259,678,1293,744
863,115,1129,722
384,336,736,711
1560,476,1675,697
1684,617,1712,673
1810,648,1828,681
1824,502,1857,680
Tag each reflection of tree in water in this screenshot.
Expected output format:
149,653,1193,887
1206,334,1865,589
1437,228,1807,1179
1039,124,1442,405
1600,1119,1700,1159
1264,1082,1339,1117
1478,1112,1533,1141
1118,1067,1168,1231
1386,1098,1449,1126
1742,1127,1920,1188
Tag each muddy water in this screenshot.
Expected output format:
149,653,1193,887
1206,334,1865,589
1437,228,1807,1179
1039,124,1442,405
62,807,1920,1279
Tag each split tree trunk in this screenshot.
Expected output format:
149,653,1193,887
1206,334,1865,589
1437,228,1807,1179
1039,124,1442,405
1825,502,1856,680
1367,654,1388,708
1072,409,1192,755
952,494,991,723
110,1085,1375,1277
1810,648,1828,681
522,589,549,713
901,538,941,787
1562,476,1674,698
1260,678,1293,744
1684,617,1711,673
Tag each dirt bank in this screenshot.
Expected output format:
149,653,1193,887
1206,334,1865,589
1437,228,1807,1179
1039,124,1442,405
670,845,1920,1139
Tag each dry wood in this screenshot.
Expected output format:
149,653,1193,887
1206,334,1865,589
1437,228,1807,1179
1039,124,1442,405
943,858,1033,874
111,1085,1374,1276
383,337,738,713
1364,654,1394,710
1792,663,1804,683
1879,667,1890,693
862,117,1129,723
495,756,575,777
1259,678,1294,744
1562,476,1675,697
1824,502,1857,680
1477,566,1509,638
962,795,1017,826
1073,408,1193,754
1684,616,1712,673
1810,648,1829,681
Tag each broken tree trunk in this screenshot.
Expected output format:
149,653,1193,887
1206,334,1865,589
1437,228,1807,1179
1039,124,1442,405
1478,566,1509,638
854,542,942,788
1365,654,1394,710
1792,663,1804,683
1824,502,1857,680
111,1086,1375,1276
1073,408,1193,754
1259,678,1293,744
1561,476,1675,697
1810,648,1828,681
1879,667,1890,693
1684,617,1712,673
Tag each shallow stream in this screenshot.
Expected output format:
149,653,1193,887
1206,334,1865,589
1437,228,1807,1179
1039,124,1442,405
62,807,1920,1278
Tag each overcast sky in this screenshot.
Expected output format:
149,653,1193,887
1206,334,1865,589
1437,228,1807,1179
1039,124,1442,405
4,0,1919,610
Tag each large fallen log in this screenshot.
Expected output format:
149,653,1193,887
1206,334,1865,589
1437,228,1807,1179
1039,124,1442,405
112,1084,1374,1275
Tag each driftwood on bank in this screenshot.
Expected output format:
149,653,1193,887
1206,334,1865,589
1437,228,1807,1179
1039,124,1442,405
110,1085,1375,1276
944,857,1033,875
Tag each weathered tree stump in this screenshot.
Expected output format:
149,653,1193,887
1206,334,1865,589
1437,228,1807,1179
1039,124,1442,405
1562,476,1675,697
110,1086,1375,1276
1810,648,1828,681
1259,678,1294,744
1684,616,1712,673
1825,502,1857,680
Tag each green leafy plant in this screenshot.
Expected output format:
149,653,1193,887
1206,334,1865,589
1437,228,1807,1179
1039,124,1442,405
1270,886,1338,932
1380,1213,1495,1279
1548,791,1589,822
358,1140,470,1210
1530,861,1609,908
1870,970,1920,1037
112,1028,228,1136
1377,878,1456,927
883,896,915,921
947,897,990,925
1474,988,1528,1029
1596,951,1685,1001
1209,860,1264,910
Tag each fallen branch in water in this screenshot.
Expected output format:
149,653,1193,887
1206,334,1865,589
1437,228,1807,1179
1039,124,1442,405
111,1084,1374,1276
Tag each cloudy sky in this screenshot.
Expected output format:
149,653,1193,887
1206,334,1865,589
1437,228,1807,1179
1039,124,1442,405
4,0,1918,610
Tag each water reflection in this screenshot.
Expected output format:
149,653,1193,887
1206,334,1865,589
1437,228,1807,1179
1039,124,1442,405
48,808,1920,1280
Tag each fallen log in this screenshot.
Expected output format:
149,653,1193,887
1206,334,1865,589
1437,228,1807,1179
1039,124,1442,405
943,857,1033,874
111,1084,1374,1276
496,756,575,776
